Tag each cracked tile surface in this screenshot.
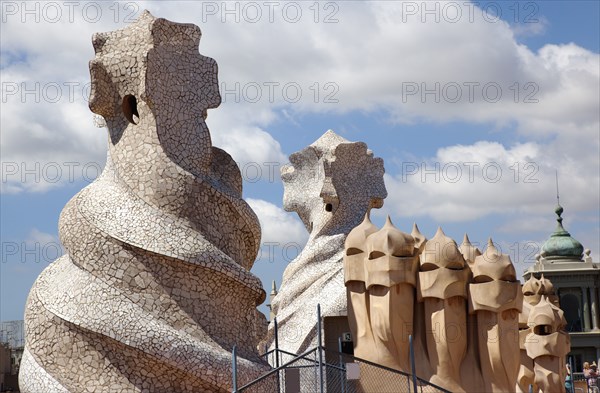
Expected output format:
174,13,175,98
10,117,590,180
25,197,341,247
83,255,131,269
20,10,270,392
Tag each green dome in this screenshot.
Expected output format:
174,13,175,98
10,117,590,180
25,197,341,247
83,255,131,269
540,204,584,261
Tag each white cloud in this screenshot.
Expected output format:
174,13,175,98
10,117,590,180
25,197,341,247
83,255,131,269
1,3,597,257
3,2,599,124
187,1,598,138
26,228,59,246
511,16,549,38
206,104,288,184
0,66,106,193
496,216,556,234
2,1,598,198
208,109,287,168
246,198,307,247
24,228,64,264
381,138,599,222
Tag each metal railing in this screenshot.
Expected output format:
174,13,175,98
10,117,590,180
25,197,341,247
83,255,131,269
231,305,451,393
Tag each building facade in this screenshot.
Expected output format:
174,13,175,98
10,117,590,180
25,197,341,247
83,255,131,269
0,320,24,391
523,204,600,371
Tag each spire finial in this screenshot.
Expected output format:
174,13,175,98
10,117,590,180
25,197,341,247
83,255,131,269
554,170,564,224
270,280,278,295
555,169,560,207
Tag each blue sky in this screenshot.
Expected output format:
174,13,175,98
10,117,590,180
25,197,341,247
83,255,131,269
1,1,599,320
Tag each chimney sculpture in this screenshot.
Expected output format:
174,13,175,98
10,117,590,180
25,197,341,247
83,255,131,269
20,11,269,392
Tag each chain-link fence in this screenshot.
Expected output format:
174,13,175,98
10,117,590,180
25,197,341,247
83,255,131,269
235,346,450,393
323,348,412,393
235,306,449,393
